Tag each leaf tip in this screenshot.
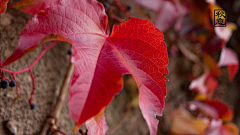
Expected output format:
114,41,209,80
73,123,81,133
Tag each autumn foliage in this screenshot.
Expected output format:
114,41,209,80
1,0,239,134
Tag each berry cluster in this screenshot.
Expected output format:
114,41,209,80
0,79,16,89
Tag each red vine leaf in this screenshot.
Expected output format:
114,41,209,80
189,99,233,122
11,0,57,15
3,0,168,134
218,47,239,82
0,0,9,14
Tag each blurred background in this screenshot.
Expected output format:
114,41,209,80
1,0,240,134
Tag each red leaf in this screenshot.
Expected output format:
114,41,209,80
3,0,168,134
0,0,9,14
189,99,233,122
11,0,57,15
218,47,239,82
206,75,218,93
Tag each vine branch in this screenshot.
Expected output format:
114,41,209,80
40,62,74,135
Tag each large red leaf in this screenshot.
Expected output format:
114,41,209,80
11,0,57,15
3,0,168,134
0,0,9,14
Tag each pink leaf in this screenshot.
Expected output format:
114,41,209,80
214,23,237,42
205,120,239,135
85,107,108,135
11,0,57,15
155,1,177,32
132,0,163,11
189,71,210,94
156,1,188,32
132,0,188,32
3,0,168,134
205,119,222,135
218,47,239,81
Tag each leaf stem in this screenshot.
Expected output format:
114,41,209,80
28,69,35,105
40,62,74,135
1,41,60,74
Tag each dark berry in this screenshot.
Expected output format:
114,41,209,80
168,50,173,55
9,80,16,87
127,5,133,10
1,80,9,89
67,49,73,55
79,129,83,134
120,88,125,93
103,2,110,9
30,104,36,110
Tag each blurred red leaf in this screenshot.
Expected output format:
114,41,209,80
11,0,57,15
206,75,218,93
202,35,223,54
132,0,163,11
189,99,233,122
3,0,168,134
0,0,9,14
132,0,188,32
218,47,239,82
156,1,188,32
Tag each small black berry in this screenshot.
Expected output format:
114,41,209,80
127,5,133,10
67,49,73,55
103,2,110,9
79,129,83,134
30,104,36,110
9,80,16,87
1,80,9,89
